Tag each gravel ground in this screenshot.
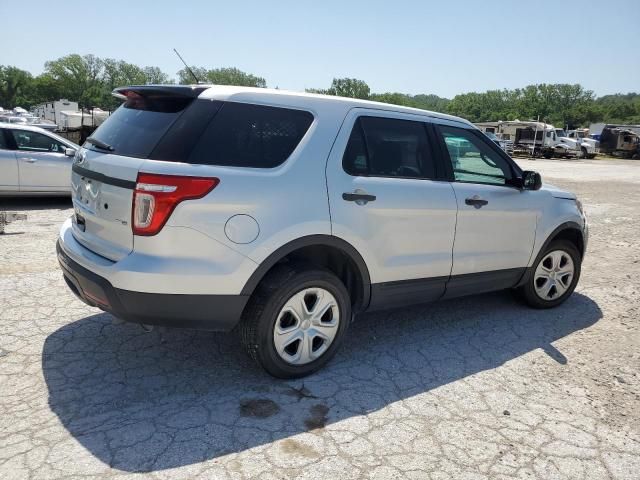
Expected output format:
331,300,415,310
0,158,638,480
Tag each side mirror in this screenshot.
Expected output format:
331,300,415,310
64,148,76,157
522,170,542,190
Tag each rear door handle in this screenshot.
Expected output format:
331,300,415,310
465,196,488,208
342,192,376,203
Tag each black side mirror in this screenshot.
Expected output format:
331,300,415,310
522,170,542,190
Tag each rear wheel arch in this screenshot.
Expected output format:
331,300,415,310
240,235,371,312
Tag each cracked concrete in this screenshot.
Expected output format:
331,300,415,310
0,158,639,479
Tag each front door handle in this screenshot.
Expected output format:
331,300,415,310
465,196,488,208
20,158,37,163
342,191,376,204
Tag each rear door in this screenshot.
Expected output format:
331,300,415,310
0,128,19,192
9,129,72,192
326,109,458,308
434,122,539,296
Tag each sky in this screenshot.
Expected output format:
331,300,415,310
1,0,638,98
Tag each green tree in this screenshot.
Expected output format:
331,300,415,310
0,66,33,108
143,66,173,85
177,67,266,87
308,77,370,99
44,54,105,107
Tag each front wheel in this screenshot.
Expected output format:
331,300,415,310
515,240,581,309
239,265,351,378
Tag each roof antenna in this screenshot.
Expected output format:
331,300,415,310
173,48,202,84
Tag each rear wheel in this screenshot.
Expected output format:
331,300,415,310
515,240,581,309
580,147,588,159
239,264,351,378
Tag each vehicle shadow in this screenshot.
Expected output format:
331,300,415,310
42,291,601,472
0,196,71,211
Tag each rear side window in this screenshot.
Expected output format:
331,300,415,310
87,93,193,158
188,103,314,168
343,116,435,179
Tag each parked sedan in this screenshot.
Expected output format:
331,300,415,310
0,124,78,195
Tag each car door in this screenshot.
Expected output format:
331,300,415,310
0,128,19,192
434,122,540,297
9,129,72,192
326,109,458,309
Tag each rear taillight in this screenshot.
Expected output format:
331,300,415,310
132,173,219,236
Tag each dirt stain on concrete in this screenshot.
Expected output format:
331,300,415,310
281,439,320,458
304,403,329,430
239,398,280,418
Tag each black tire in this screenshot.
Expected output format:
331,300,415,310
515,240,581,309
239,264,351,378
543,152,553,159
580,147,588,159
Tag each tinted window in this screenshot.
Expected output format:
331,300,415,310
439,125,512,185
10,130,66,153
88,93,193,158
188,103,313,168
343,116,435,179
0,129,9,149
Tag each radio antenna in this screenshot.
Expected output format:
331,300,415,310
173,48,201,84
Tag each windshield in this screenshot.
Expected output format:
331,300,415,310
555,129,567,138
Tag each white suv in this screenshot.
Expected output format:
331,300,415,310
57,85,588,378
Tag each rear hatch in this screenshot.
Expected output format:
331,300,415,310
70,86,207,261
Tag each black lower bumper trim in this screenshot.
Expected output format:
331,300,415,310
56,240,249,331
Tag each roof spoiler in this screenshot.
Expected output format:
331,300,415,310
112,85,209,100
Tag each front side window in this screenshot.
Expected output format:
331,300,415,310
10,130,65,153
343,116,435,179
439,125,513,186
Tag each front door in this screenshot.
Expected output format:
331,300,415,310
9,129,72,192
326,109,458,309
434,123,539,297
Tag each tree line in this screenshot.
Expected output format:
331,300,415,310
1,54,638,127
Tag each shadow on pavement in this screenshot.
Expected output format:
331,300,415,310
42,291,601,472
0,196,71,211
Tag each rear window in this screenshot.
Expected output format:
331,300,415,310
187,102,313,168
87,93,193,158
92,95,313,168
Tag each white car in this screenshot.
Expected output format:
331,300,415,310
57,85,588,378
0,123,78,195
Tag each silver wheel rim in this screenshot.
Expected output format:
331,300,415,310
273,287,340,365
534,250,575,301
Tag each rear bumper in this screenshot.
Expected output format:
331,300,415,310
57,240,248,331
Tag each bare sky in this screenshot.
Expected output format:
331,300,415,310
2,0,638,98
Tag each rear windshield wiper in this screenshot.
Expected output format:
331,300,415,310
85,137,115,152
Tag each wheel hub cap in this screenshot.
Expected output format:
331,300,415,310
273,287,340,365
534,250,575,301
